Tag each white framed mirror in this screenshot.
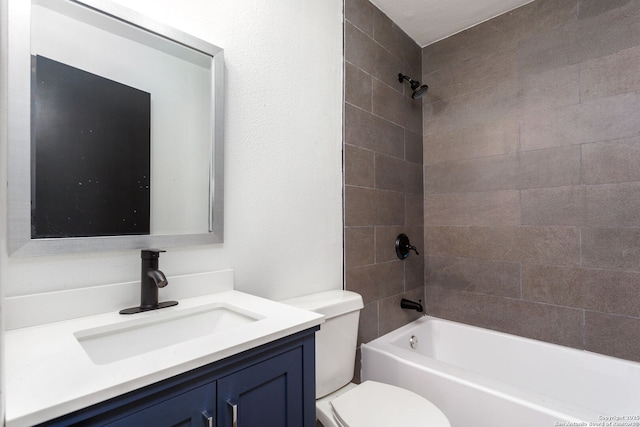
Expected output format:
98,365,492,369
6,0,224,256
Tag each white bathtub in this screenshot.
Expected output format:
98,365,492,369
361,316,640,427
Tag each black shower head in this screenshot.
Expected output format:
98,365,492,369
411,83,429,99
398,73,429,99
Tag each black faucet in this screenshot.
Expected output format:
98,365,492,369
120,249,178,314
400,298,424,313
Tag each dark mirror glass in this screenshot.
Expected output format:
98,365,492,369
31,55,151,238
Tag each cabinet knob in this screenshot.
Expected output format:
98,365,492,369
227,400,238,427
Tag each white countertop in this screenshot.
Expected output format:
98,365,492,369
4,290,324,427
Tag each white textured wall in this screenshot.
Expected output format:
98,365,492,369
1,0,344,301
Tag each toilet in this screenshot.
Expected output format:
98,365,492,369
284,290,450,427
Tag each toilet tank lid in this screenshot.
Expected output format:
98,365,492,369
282,290,363,319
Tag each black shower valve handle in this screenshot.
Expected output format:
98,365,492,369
395,233,420,259
406,244,419,256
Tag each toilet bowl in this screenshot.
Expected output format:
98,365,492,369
283,290,450,427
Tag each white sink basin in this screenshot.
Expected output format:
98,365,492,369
74,303,263,364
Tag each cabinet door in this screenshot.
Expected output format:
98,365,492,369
105,382,216,427
217,348,305,427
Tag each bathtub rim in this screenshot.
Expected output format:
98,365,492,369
361,315,640,422
365,315,640,369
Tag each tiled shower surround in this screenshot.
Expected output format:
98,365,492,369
423,0,640,362
343,0,424,356
345,0,640,367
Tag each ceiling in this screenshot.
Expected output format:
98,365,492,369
369,0,535,47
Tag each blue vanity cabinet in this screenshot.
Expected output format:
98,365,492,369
36,328,317,427
104,382,216,427
217,346,305,426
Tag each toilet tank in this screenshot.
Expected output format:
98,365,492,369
283,290,364,398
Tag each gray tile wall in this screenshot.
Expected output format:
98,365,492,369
344,0,424,378
423,0,640,362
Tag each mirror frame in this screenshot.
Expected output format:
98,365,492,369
6,0,224,256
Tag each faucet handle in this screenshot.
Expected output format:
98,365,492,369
395,234,419,259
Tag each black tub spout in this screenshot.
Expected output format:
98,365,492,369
400,298,424,312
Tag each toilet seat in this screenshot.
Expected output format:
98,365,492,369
329,381,450,427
